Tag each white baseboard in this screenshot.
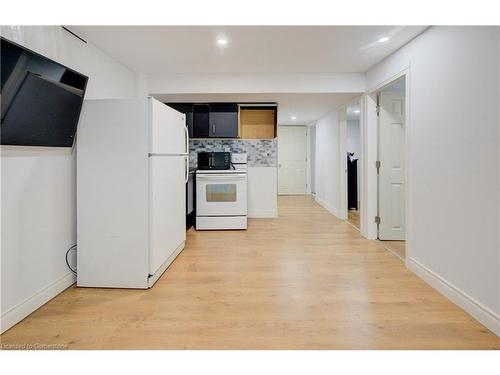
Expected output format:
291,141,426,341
314,196,339,218
408,257,500,337
1,271,76,334
248,210,278,218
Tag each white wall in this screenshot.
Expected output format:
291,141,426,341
0,26,138,333
366,26,500,335
498,30,500,327
346,120,360,159
314,110,341,216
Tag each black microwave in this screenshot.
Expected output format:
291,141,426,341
197,152,231,170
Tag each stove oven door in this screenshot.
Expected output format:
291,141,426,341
196,173,247,216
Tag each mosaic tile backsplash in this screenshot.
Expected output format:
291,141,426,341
189,139,277,168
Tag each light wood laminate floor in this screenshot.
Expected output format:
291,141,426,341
380,240,406,261
347,209,360,229
1,196,498,349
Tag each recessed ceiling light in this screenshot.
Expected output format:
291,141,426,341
217,38,228,45
354,110,360,114
291,116,297,120
378,37,390,43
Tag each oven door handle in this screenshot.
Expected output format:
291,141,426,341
197,174,247,181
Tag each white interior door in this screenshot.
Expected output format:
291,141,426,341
149,155,186,275
378,91,405,240
278,126,307,195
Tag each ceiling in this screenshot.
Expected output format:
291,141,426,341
70,26,420,124
70,26,427,74
154,93,359,125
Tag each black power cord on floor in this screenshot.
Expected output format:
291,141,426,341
65,244,77,274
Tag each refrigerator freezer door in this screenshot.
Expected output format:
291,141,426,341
149,155,186,275
150,98,187,155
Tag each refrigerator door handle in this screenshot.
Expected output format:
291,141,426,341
184,125,189,154
184,156,189,184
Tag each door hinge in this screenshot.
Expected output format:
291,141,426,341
375,216,381,224
375,160,381,173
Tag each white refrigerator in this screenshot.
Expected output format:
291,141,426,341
76,98,188,288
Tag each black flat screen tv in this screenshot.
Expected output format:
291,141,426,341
1,37,88,147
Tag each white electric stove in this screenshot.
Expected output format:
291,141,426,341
196,153,248,230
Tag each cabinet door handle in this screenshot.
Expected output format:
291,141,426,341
212,123,216,134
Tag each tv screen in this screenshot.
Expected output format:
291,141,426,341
1,37,88,147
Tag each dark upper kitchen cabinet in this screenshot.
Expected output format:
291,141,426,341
166,103,194,137
167,102,239,138
209,103,238,138
193,104,210,138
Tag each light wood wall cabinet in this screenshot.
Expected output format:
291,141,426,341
239,106,277,139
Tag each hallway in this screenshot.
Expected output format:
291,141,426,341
1,196,498,349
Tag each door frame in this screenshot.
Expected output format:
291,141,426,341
338,98,363,222
360,68,411,264
337,106,348,220
277,125,308,195
307,123,316,196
